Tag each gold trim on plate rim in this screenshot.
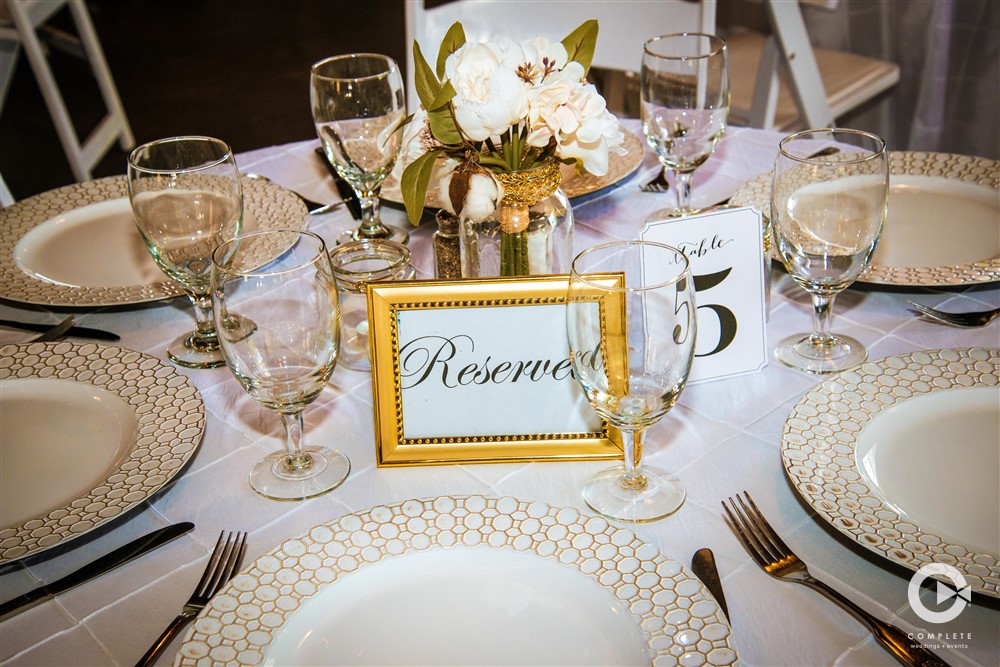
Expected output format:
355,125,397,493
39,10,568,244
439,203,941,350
780,347,1000,597
0,342,205,563
730,151,999,286
0,174,308,307
175,495,736,667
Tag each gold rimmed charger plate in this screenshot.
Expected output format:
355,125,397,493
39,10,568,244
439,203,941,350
781,348,1000,597
0,175,307,307
381,128,646,208
176,495,736,666
731,151,999,286
0,342,204,563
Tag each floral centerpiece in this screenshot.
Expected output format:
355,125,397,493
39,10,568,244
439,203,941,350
400,20,626,276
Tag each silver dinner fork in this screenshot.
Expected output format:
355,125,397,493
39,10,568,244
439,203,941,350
640,169,670,193
30,315,75,342
908,301,1000,328
722,492,949,667
135,531,247,667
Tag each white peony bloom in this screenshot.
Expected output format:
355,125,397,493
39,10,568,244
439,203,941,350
445,41,527,141
515,37,568,83
439,165,503,222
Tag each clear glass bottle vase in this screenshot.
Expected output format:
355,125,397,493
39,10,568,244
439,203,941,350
459,162,574,278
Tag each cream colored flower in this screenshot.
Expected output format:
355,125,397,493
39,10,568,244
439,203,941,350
445,41,527,141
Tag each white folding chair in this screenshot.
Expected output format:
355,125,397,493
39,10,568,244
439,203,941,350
0,0,134,181
725,0,900,131
403,0,714,113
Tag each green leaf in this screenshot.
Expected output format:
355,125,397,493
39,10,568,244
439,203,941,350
401,150,442,225
561,20,599,76
413,41,442,109
428,106,463,145
436,22,466,79
429,80,457,111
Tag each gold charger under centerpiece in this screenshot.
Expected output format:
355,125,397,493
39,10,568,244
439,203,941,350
176,495,736,667
731,151,999,286
1,174,307,307
781,347,1000,597
0,342,204,563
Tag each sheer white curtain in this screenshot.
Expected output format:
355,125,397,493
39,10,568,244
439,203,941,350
804,0,999,159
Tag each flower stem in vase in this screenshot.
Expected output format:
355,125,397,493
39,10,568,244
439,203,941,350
500,202,531,276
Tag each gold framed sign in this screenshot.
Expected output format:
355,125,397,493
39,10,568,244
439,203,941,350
367,275,624,466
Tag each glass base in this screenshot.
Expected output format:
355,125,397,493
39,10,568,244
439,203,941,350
775,332,867,374
250,447,351,501
644,207,696,223
583,465,686,523
166,332,226,369
338,224,410,246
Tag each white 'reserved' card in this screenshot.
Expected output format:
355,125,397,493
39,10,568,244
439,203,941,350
641,206,768,383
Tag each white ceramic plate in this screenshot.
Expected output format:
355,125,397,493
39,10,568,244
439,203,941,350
381,128,645,207
730,152,1000,286
176,496,737,667
781,348,1000,597
0,342,204,563
1,175,308,307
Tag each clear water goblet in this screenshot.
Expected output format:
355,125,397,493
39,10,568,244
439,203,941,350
641,33,729,219
211,230,350,500
311,53,408,245
567,240,697,522
771,128,889,374
127,136,243,369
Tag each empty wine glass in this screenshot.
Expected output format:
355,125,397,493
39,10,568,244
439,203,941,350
772,128,889,374
127,136,243,369
211,230,350,500
567,241,697,522
311,53,408,245
641,33,729,219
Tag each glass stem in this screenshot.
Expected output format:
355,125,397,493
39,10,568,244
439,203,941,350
278,411,313,472
674,170,693,212
187,291,219,351
620,429,648,490
357,192,390,239
810,292,838,347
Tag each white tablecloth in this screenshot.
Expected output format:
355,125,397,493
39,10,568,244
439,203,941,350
1,122,998,667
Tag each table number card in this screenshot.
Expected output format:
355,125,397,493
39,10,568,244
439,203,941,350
641,206,768,383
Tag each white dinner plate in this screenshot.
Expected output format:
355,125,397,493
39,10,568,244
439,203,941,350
730,152,1000,286
381,128,646,207
781,348,1000,597
0,342,204,563
176,496,736,667
1,174,308,307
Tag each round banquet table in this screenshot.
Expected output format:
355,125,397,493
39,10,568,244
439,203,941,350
0,120,997,667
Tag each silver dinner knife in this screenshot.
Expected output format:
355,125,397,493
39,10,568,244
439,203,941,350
691,547,729,621
0,522,193,621
0,319,121,342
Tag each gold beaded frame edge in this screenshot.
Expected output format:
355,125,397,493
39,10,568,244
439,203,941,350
367,275,624,466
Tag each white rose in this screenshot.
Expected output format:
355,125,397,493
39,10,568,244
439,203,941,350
439,165,503,222
445,41,527,141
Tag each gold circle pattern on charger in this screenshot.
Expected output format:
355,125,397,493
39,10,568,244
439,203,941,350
781,347,1000,597
731,151,1000,286
0,342,204,563
0,175,308,307
175,495,736,667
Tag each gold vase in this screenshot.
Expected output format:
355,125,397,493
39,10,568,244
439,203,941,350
459,162,574,278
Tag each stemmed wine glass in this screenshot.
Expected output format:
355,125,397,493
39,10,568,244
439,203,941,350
641,33,729,219
311,53,408,245
567,240,697,522
211,230,350,500
127,136,243,369
771,128,889,374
